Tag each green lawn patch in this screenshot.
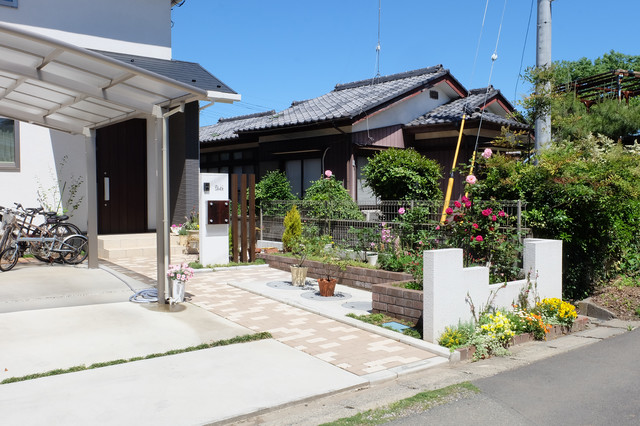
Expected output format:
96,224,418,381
1,332,271,385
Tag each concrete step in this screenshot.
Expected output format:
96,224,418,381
97,234,186,260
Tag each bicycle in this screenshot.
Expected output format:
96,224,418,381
0,228,88,272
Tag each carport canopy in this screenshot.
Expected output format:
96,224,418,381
0,22,237,302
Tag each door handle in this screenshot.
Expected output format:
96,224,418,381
104,177,110,201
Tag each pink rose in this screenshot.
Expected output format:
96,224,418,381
476,235,483,242
482,148,493,159
435,225,440,230
445,207,453,215
498,210,506,217
482,208,492,216
472,223,478,229
492,215,497,222
465,201,472,208
398,207,406,215
324,170,332,178
466,175,477,184
461,196,469,203
454,201,461,208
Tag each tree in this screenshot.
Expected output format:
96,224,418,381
303,173,363,220
521,51,640,142
362,148,442,201
254,170,297,215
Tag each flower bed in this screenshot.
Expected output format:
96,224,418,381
455,315,590,361
257,253,412,290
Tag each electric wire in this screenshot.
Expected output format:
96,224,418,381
513,0,536,104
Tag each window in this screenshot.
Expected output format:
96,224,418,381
0,118,19,171
285,158,321,197
0,0,18,8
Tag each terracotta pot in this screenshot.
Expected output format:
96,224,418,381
318,278,337,297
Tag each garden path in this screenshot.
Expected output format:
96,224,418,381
104,255,441,376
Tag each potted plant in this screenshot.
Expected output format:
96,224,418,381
290,235,309,286
317,246,347,297
184,207,199,254
166,262,195,304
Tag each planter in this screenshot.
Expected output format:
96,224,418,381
178,234,188,246
171,279,186,303
318,278,337,297
186,230,199,254
366,253,378,266
290,265,308,287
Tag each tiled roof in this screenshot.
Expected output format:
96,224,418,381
94,50,237,94
240,65,448,131
407,87,529,129
200,110,275,142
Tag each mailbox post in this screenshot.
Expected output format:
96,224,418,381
199,173,230,266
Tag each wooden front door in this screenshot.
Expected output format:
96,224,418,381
96,119,147,234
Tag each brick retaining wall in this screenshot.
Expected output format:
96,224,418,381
371,282,423,325
257,253,412,291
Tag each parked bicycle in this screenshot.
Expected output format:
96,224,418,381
0,222,87,272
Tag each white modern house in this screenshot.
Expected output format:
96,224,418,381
0,0,240,300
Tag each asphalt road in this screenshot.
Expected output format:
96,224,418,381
388,327,640,425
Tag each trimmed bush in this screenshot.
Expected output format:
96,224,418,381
362,148,443,201
282,205,302,252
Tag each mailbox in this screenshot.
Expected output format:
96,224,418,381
207,200,230,224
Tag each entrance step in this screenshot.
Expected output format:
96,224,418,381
98,233,184,260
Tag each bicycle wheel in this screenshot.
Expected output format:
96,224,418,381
0,246,19,272
60,235,88,265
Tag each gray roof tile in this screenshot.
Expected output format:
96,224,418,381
240,65,448,131
200,110,275,142
407,87,529,129
94,50,237,94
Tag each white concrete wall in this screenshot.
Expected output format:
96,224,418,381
422,239,563,343
1,0,171,58
0,123,89,230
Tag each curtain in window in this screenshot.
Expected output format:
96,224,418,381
0,118,15,163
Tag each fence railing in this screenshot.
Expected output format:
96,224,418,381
259,199,529,248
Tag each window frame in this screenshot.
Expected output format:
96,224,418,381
0,119,20,172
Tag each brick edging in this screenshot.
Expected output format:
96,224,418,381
456,315,590,361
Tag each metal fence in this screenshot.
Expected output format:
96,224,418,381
259,199,528,248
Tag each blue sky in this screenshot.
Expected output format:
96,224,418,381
171,1,640,127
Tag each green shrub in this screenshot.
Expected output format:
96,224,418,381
302,172,363,220
362,148,443,200
470,135,640,298
282,205,302,252
255,170,297,215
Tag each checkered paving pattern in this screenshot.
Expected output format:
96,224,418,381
105,255,438,376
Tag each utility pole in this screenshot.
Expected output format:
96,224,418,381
535,0,552,150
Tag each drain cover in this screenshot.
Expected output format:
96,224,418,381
301,291,352,301
381,321,410,332
266,280,316,290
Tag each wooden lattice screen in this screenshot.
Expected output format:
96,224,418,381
230,174,256,263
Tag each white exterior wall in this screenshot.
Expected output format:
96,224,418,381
0,0,171,58
422,239,563,343
352,86,452,132
0,0,172,231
